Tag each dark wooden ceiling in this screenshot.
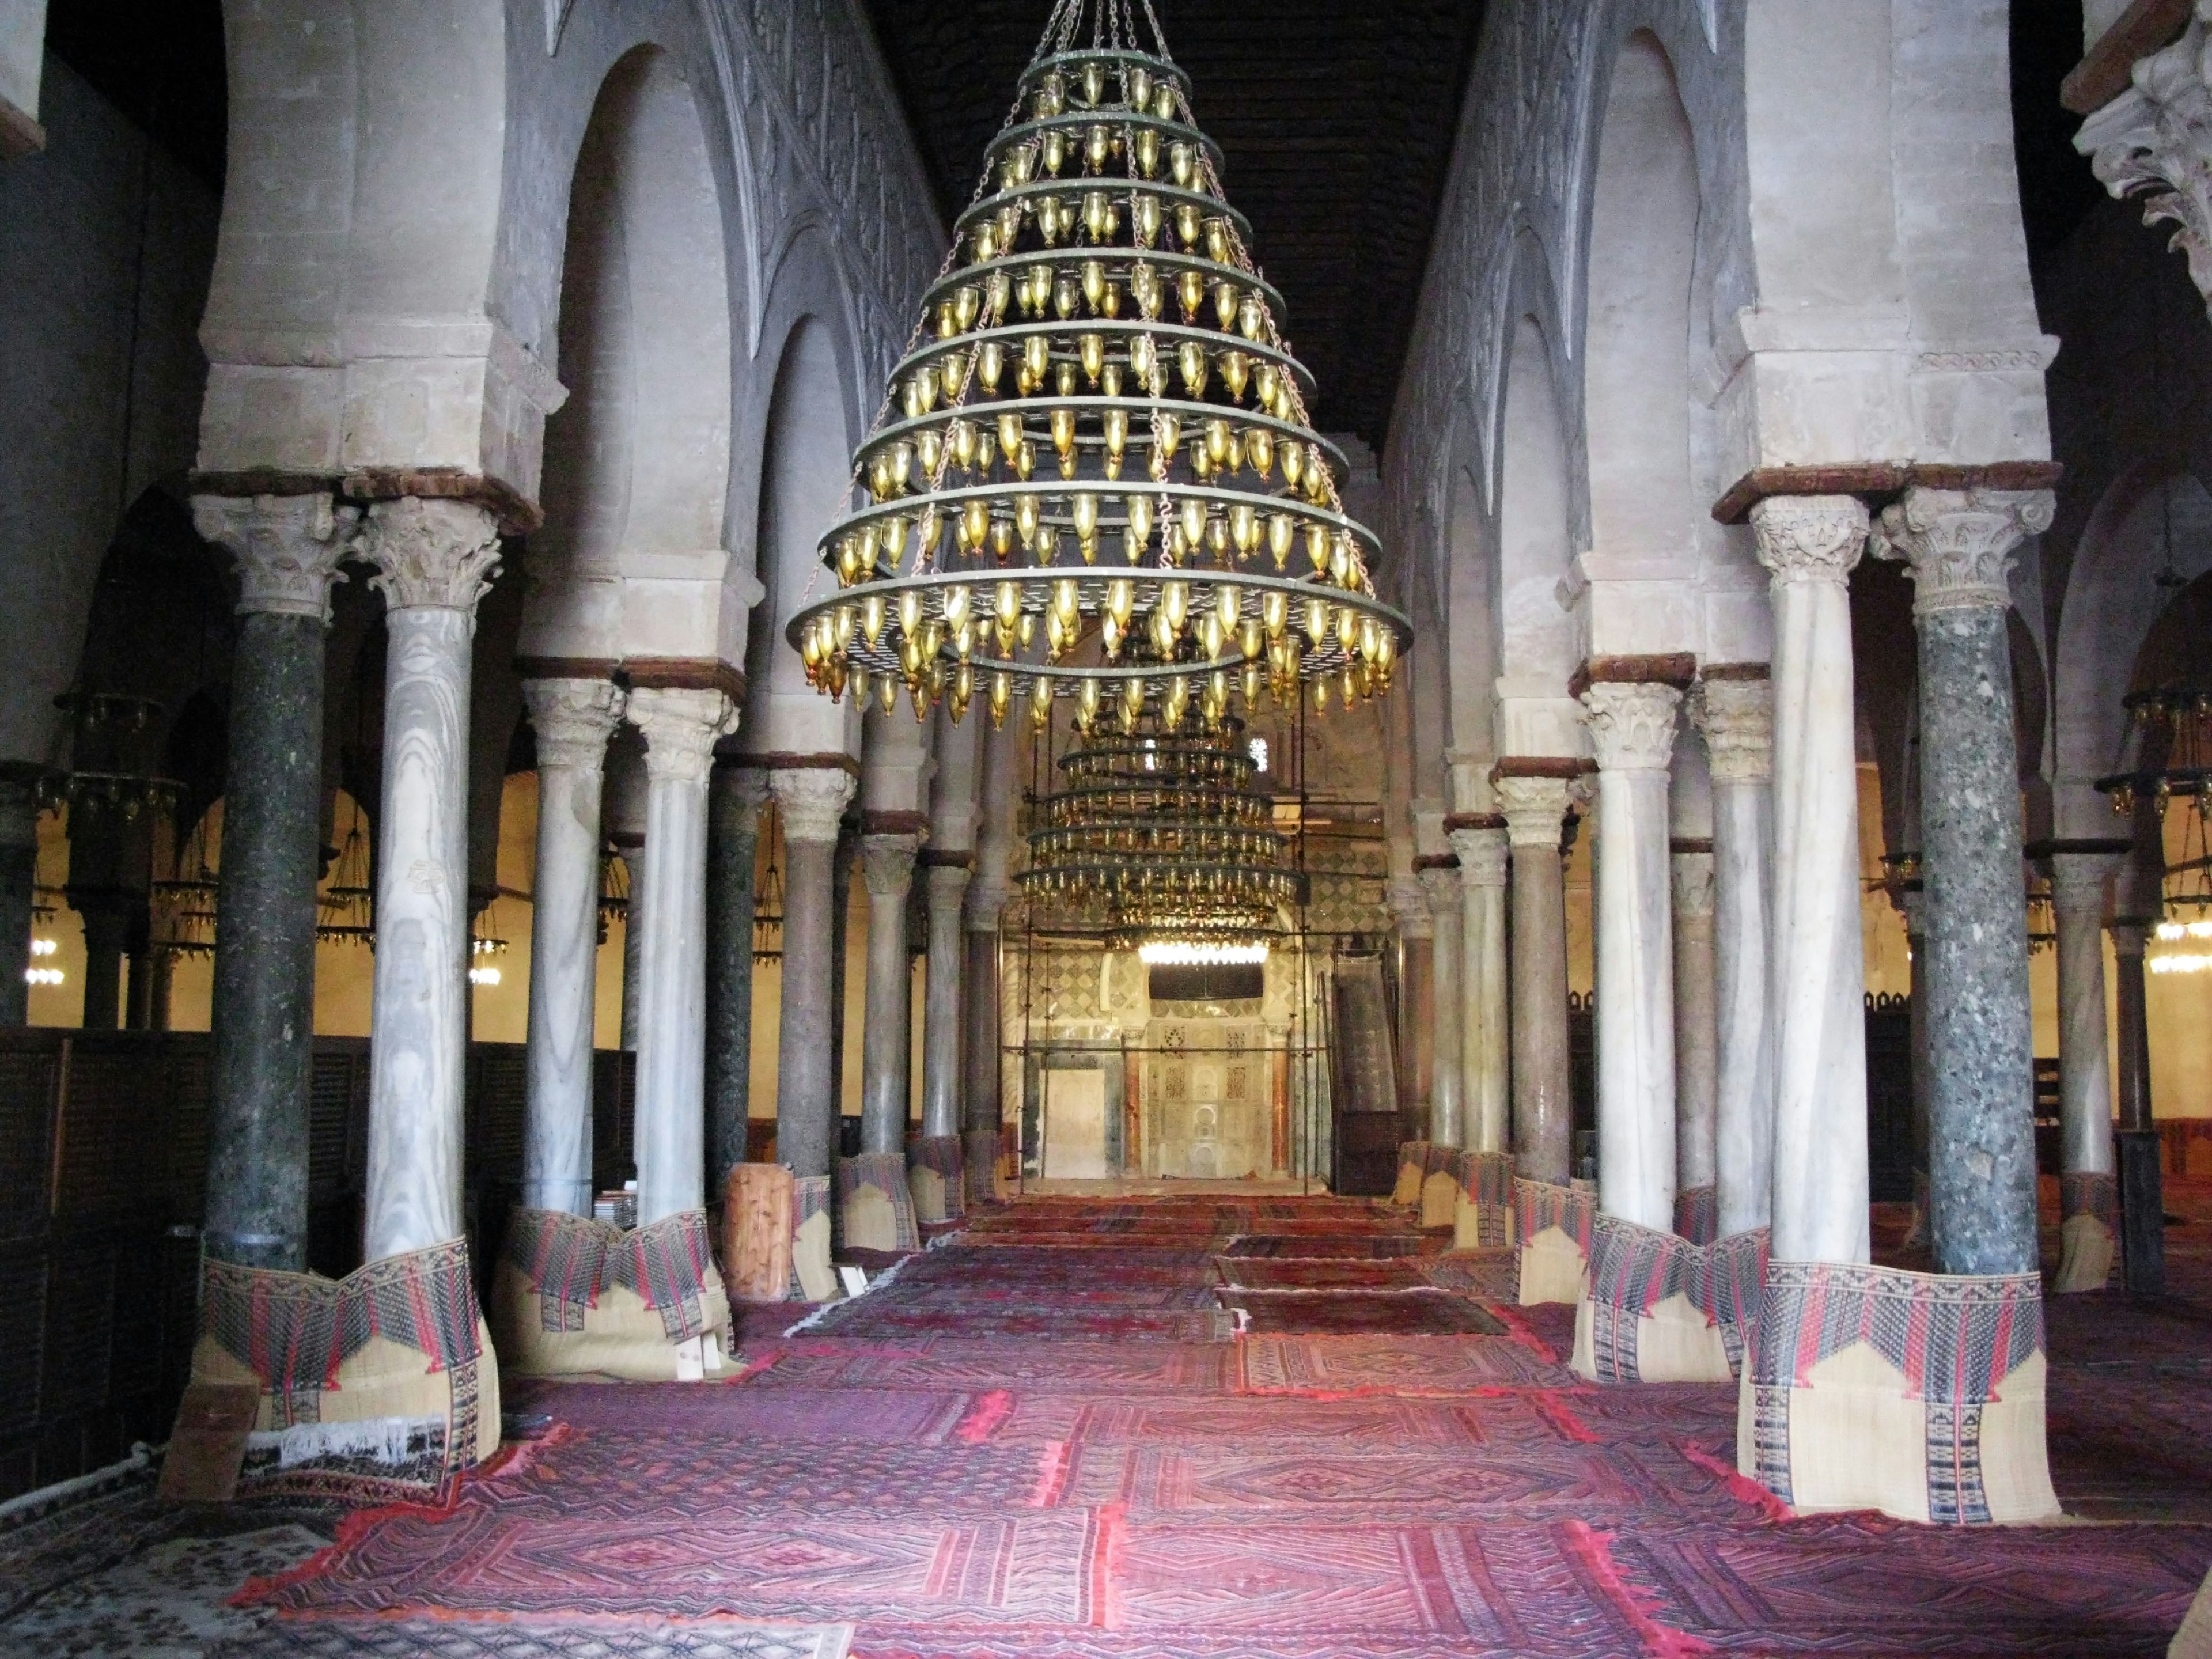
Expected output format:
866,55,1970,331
861,1,1487,446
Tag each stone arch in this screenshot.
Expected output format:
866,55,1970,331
527,43,734,665
1442,418,1499,786
1493,310,1580,757
2052,465,2212,836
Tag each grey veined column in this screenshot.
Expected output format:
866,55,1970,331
2049,847,2122,1291
1872,487,2053,1277
1448,822,1510,1156
859,830,920,1156
628,687,738,1226
1496,771,1577,1184
1694,671,1777,1238
707,765,769,1189
1751,495,1870,1266
1580,679,1682,1233
191,493,356,1270
520,677,624,1216
1416,858,1465,1148
358,498,503,1263
771,769,856,1179
921,859,971,1139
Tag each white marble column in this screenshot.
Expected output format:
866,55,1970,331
1418,859,1466,1148
520,677,626,1216
1580,681,1682,1232
921,859,970,1139
1386,874,1434,1134
2051,849,2121,1290
1449,823,1510,1156
1751,495,1871,1266
1695,673,1777,1237
1497,772,1578,1184
358,498,502,1263
627,687,738,1226
1671,846,1717,1212
859,831,921,1156
774,770,858,1178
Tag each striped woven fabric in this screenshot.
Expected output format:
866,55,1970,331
1514,1179,1594,1253
1673,1184,1718,1245
502,1207,719,1341
2061,1169,2117,1229
910,1134,968,1219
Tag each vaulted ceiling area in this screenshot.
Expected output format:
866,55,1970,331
861,1,1488,445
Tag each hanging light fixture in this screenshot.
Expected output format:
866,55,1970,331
786,0,1409,730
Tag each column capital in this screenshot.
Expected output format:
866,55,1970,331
1495,774,1575,848
772,768,857,845
629,687,738,786
1692,675,1775,783
192,492,359,623
1749,493,1869,589
1670,847,1716,918
1416,863,1463,919
2108,916,2153,955
1580,681,1681,773
862,832,921,898
522,677,626,772
2075,9,2212,306
358,497,502,612
1386,874,1433,938
926,861,972,913
1448,825,1509,888
966,878,1013,932
1870,487,2055,617
2048,849,2123,916
712,762,774,833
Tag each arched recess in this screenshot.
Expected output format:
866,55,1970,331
1581,29,1701,584
2051,467,2212,837
1443,429,1500,797
527,44,734,665
743,314,864,759
1494,312,1580,757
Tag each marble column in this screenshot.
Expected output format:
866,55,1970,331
1580,680,1682,1232
1449,823,1510,1156
2109,916,2164,1296
358,498,503,1263
1497,772,1577,1184
620,838,647,1052
1901,884,1934,1248
1386,875,1433,1137
921,860,970,1139
78,900,126,1029
1671,842,1718,1218
0,767,36,1027
859,831,921,1156
707,764,768,1185
190,493,355,1269
964,882,1007,1185
1417,859,1465,1148
627,688,738,1226
2050,849,2122,1290
1751,495,1871,1266
771,770,855,1179
1872,488,2052,1278
519,677,624,1217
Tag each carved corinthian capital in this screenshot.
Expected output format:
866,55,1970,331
1749,494,1868,588
2076,7,2212,306
771,768,857,845
1692,676,1775,785
522,677,625,774
1580,681,1681,773
629,687,738,787
191,493,359,623
862,833,921,899
358,498,503,613
1869,487,2055,617
1494,774,1574,849
1416,865,1461,919
1387,873,1433,937
1449,826,1509,888
1670,850,1716,919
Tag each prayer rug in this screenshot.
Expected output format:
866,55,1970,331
1416,1253,1521,1300
213,1619,853,1657
1211,1257,1429,1290
740,1340,1239,1395
1218,1291,1508,1338
1217,1234,1434,1259
1238,1333,1573,1392
504,1380,981,1445
796,1302,1233,1342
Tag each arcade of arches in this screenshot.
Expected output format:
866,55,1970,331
2,2,2212,1655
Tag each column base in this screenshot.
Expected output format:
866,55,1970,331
490,1208,731,1382
964,1128,1003,1207
173,1238,498,1506
908,1134,967,1224
2052,1171,2118,1294
839,1152,922,1253
1450,1151,1514,1249
1673,1184,1718,1245
1739,1259,2058,1524
1569,1213,1766,1384
1513,1178,1594,1306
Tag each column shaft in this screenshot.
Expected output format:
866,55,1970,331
964,921,1001,1140
620,838,646,1052
771,771,855,1178
706,765,767,1185
1450,828,1510,1156
1582,681,1681,1232
921,862,970,1139
859,833,919,1156
1498,775,1575,1184
1672,849,1718,1202
359,498,501,1263
0,772,35,1027
520,679,623,1216
1418,862,1465,1147
1753,496,1871,1265
2111,919,2164,1294
2051,858,2118,1181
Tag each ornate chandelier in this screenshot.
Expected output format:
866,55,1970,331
1020,711,1300,950
788,0,1409,732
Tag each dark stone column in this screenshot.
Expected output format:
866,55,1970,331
2111,918,2164,1297
190,494,356,1271
1495,771,1578,1185
829,822,857,1125
769,771,854,1179
0,768,37,1026
76,896,127,1030
706,764,766,1186
1873,488,2052,1277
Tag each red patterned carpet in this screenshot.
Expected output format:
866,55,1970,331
242,1190,2212,1657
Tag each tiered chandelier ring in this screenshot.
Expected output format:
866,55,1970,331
789,5,1410,732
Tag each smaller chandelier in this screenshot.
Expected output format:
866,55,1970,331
1138,940,1268,965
